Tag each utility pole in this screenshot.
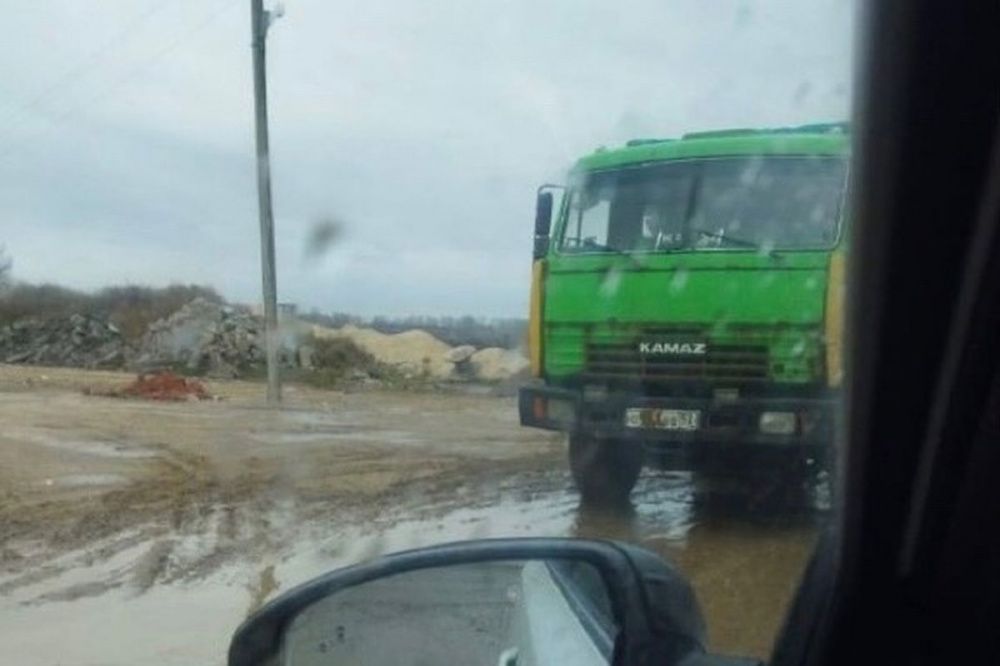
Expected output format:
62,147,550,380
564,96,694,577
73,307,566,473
251,0,283,405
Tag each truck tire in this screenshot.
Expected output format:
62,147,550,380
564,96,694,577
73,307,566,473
568,435,643,507
694,459,820,512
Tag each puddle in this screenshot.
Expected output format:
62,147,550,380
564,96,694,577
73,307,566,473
249,431,347,444
2,574,240,666
278,410,358,428
250,428,420,446
16,429,157,459
1,472,825,665
40,473,129,488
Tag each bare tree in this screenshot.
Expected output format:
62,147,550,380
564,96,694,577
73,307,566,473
0,246,10,289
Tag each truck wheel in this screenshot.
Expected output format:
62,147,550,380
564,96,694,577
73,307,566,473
743,462,819,512
568,435,643,507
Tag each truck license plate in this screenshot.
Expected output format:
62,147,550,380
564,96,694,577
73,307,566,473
625,408,701,431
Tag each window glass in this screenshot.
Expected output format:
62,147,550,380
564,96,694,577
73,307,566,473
0,2,854,663
560,157,846,253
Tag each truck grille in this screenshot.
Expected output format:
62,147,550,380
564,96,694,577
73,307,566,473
583,334,769,383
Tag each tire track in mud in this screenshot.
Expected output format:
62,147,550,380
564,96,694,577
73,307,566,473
0,444,271,599
1,435,563,603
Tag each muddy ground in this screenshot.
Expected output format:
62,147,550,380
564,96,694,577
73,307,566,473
0,365,824,665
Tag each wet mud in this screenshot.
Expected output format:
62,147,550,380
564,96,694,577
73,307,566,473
0,365,826,664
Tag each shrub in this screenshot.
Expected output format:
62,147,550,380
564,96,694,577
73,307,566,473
310,336,376,375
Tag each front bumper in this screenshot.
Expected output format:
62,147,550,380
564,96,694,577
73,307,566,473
519,385,835,466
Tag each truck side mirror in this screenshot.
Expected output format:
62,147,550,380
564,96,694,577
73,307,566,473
535,191,554,238
534,185,564,259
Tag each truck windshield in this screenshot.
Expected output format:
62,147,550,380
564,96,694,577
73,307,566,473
559,156,847,254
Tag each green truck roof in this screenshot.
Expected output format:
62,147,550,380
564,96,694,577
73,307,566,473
575,122,850,172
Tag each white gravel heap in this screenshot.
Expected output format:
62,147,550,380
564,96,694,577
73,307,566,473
311,323,528,381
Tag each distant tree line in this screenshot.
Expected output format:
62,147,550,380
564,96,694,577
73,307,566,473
301,310,528,350
0,246,10,290
0,243,525,349
0,282,224,341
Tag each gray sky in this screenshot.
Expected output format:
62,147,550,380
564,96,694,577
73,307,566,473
0,0,854,317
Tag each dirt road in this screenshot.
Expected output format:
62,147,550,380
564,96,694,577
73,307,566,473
0,365,821,664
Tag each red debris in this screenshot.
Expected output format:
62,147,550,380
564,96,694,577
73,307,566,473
90,371,212,401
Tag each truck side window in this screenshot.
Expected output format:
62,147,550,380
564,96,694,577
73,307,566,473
565,186,612,250
607,184,645,250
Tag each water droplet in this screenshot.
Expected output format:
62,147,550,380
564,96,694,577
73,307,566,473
669,269,689,293
600,267,623,297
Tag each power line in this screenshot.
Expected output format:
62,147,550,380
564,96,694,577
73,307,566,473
0,1,169,133
0,0,242,169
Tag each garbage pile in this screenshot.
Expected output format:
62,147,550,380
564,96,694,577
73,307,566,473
0,314,128,368
133,298,283,378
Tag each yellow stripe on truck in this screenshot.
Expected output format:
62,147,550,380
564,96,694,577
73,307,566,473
529,260,545,377
825,251,846,387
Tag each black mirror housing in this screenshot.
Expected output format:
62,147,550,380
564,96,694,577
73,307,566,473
535,191,554,238
534,235,550,259
532,184,564,260
228,538,708,666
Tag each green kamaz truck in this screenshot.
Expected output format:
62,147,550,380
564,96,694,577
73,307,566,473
519,123,849,504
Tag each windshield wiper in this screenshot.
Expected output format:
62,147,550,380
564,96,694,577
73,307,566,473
692,228,760,249
691,228,782,259
580,239,644,267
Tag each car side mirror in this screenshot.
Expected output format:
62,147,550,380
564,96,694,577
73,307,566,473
228,538,710,666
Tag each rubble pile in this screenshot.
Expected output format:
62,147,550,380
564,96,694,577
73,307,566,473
0,314,128,368
1,296,531,384
134,298,279,378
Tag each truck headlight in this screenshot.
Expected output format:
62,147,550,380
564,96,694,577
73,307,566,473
759,411,797,435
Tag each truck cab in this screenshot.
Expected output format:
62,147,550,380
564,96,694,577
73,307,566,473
519,123,850,505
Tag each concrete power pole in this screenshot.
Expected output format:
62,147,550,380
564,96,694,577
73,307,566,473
251,0,283,405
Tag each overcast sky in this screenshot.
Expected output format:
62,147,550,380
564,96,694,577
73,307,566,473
0,0,854,317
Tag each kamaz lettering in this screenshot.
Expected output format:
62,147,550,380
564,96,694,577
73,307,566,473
638,342,707,355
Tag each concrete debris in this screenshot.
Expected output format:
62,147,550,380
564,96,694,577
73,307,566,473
134,298,288,378
297,344,315,371
0,314,128,368
1,299,530,383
